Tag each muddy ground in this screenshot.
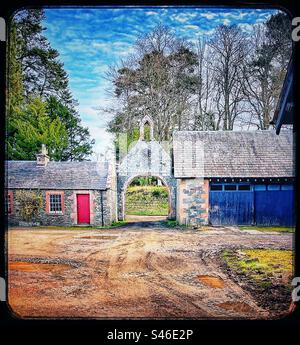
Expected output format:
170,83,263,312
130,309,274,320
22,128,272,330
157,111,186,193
7,219,293,319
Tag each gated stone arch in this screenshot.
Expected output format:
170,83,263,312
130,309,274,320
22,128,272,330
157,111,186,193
117,115,176,220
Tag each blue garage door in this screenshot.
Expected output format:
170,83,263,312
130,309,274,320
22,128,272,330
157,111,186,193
255,190,294,226
209,184,294,226
209,185,254,225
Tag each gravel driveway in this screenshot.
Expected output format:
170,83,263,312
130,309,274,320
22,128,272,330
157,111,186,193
7,222,293,319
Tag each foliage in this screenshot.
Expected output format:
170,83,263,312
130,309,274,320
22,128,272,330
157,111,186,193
7,22,23,112
7,9,94,161
130,176,161,186
107,24,199,142
126,186,168,216
107,16,292,139
46,96,94,160
165,220,179,227
7,97,68,160
16,190,43,222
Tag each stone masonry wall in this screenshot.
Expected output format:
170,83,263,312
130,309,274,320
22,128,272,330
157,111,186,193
7,189,109,227
117,140,176,220
176,178,209,226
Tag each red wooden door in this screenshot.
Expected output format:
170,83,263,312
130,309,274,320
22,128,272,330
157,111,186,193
77,194,90,224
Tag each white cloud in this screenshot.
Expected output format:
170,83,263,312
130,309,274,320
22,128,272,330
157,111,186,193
146,11,158,16
223,19,231,26
184,25,199,30
222,12,251,20
199,12,218,20
172,13,197,23
238,23,254,34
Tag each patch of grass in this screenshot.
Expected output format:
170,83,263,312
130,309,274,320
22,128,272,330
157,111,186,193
222,249,293,288
165,220,179,227
126,185,169,216
98,221,128,229
128,209,168,216
239,226,295,233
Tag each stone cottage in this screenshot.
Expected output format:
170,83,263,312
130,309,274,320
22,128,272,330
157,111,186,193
6,145,117,226
5,117,295,227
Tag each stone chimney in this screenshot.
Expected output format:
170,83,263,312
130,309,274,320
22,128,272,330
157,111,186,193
36,144,50,167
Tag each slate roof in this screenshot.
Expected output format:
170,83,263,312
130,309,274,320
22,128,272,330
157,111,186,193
6,161,109,190
173,130,294,178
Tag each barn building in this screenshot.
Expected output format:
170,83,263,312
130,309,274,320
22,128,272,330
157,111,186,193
173,130,294,226
5,118,295,227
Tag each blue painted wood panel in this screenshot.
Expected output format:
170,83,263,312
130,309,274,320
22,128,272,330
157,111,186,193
209,191,254,225
209,185,294,226
254,190,294,226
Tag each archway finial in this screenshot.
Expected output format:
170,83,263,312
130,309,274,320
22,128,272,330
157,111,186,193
139,115,154,140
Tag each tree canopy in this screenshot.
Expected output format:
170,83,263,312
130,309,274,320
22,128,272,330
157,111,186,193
106,13,292,148
7,9,94,161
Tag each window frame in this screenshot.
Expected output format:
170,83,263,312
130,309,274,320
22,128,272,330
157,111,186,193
46,191,64,215
5,191,13,215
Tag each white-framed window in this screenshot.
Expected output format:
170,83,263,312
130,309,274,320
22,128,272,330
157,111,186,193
46,191,64,214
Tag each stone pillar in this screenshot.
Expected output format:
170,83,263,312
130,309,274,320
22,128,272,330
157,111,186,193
177,178,209,226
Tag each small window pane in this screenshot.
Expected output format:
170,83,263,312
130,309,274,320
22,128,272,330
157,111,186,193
281,184,293,190
254,185,266,191
238,185,250,191
224,185,236,191
5,193,11,214
267,185,280,191
210,184,222,191
49,194,62,212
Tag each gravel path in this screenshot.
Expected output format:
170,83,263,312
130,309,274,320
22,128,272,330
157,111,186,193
7,224,293,319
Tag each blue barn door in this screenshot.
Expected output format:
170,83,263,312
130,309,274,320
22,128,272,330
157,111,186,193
254,190,294,226
209,183,294,226
209,189,254,225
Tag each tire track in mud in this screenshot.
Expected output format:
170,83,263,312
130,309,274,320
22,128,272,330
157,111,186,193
8,226,292,318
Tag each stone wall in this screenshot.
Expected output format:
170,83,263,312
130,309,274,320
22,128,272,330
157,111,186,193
117,139,176,220
176,178,209,226
7,189,111,227
105,153,118,224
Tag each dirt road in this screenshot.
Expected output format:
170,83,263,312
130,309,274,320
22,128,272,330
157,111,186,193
7,222,293,319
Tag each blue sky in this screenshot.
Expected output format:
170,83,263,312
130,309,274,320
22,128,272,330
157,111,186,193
43,7,279,160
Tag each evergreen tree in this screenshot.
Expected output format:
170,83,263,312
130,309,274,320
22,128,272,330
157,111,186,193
7,97,68,160
7,9,94,161
46,96,94,160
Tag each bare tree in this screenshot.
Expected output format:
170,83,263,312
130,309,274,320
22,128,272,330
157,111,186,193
242,24,278,129
106,25,198,141
208,25,247,130
242,16,292,130
193,38,216,130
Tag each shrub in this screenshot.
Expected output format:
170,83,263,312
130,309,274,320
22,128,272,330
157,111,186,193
16,190,43,222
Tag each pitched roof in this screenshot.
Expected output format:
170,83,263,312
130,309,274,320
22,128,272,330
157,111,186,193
6,161,109,190
173,130,294,178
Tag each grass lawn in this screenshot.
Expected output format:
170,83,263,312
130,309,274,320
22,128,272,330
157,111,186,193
222,249,293,288
239,226,295,233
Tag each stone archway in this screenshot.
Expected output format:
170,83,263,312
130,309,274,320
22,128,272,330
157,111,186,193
121,174,174,220
117,115,176,221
